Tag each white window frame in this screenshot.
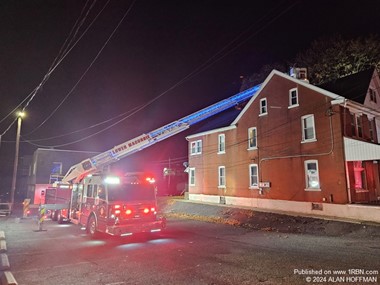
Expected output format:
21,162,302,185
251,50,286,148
301,114,316,142
259,98,267,116
190,140,202,155
218,166,226,188
189,168,195,186
248,127,257,150
288,88,299,108
304,160,321,191
369,88,377,103
249,164,259,189
218,134,225,154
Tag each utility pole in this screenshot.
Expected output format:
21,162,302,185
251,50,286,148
10,112,24,205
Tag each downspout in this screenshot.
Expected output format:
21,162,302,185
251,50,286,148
259,107,335,184
343,99,352,203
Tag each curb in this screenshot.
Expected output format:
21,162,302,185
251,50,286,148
1,271,17,285
0,230,18,285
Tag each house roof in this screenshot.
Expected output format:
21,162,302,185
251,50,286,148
318,67,375,104
186,107,239,139
231,70,342,125
187,68,377,139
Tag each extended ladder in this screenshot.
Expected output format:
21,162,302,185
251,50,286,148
62,83,262,183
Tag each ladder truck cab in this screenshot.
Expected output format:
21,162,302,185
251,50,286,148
70,172,166,237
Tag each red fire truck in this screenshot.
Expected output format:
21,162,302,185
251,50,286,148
39,82,262,237
46,172,166,237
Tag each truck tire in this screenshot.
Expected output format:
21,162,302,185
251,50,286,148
87,215,98,238
52,210,58,221
57,211,64,224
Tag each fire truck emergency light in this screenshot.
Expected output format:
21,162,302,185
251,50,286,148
104,176,120,184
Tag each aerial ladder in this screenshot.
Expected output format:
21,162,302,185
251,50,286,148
62,83,262,183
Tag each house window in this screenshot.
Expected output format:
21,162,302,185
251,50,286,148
356,116,363,138
369,119,375,141
304,160,320,190
51,162,62,175
249,164,259,188
218,166,226,188
289,88,298,107
189,168,195,186
353,161,367,190
259,98,267,115
190,140,202,155
218,134,225,153
248,127,257,149
301,114,316,142
350,113,356,136
369,88,377,103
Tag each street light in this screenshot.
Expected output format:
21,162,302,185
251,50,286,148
10,111,25,205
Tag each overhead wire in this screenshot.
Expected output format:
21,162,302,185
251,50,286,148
20,0,300,148
23,0,114,136
0,0,102,133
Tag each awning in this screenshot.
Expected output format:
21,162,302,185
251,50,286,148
344,137,380,161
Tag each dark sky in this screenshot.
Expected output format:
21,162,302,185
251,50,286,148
1,0,380,178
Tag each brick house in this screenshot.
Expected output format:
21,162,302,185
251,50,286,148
186,68,380,220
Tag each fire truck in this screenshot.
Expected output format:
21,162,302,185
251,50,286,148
41,83,262,237
46,172,163,237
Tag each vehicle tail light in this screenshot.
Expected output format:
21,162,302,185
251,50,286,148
143,207,156,214
125,209,132,215
113,205,121,215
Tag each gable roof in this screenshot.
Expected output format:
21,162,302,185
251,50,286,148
187,68,378,139
318,67,375,104
231,70,342,125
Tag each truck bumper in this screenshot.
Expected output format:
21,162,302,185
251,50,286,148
105,217,166,236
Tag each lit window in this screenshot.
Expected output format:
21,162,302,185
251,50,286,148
218,166,226,188
189,168,195,186
51,162,62,175
289,88,298,107
190,140,202,155
301,114,316,142
304,160,320,190
353,161,366,190
249,164,259,188
218,134,225,153
260,98,267,115
248,127,257,149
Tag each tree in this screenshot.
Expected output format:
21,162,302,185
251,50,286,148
293,35,380,85
240,62,287,91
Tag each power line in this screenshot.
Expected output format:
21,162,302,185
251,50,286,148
20,0,299,148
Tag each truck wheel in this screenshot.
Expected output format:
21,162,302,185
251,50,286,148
52,210,58,221
87,215,98,238
57,211,64,224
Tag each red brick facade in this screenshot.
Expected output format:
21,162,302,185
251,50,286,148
187,70,380,205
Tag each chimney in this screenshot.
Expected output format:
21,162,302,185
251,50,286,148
290,67,309,83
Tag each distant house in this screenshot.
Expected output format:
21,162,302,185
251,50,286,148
186,68,380,222
26,148,99,202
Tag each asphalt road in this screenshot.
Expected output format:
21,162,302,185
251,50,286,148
1,212,380,285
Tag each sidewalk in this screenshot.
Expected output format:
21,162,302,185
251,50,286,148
159,197,380,238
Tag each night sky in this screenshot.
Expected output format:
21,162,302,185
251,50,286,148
1,0,380,187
